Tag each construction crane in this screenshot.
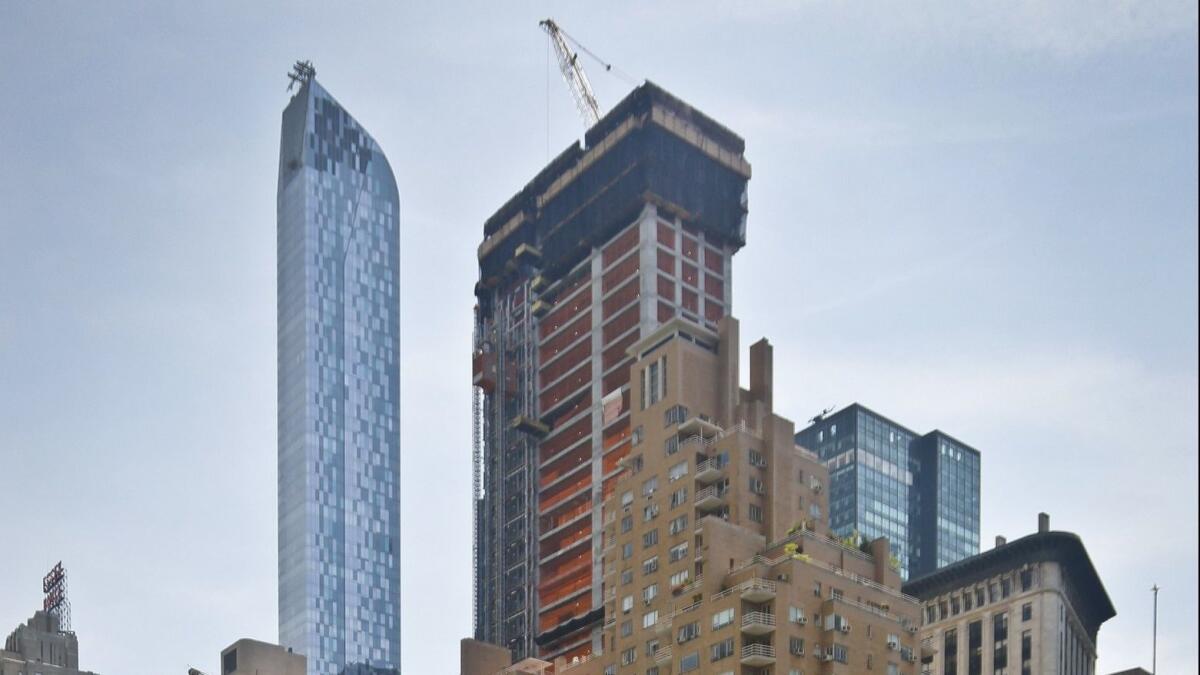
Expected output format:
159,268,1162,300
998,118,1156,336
539,18,602,127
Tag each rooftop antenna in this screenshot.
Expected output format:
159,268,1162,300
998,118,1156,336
287,60,316,92
1151,584,1159,674
809,405,836,425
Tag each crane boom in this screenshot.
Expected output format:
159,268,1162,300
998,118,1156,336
540,18,601,127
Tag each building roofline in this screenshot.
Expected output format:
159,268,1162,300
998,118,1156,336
902,530,1115,636
795,402,980,455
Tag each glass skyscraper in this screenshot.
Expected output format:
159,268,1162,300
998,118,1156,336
795,403,980,580
277,69,401,675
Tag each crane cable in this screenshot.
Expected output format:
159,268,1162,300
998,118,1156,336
555,24,638,86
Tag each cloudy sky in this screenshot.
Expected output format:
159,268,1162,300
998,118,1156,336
1,2,1196,674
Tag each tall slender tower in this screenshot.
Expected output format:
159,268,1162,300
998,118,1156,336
471,82,750,662
277,63,401,675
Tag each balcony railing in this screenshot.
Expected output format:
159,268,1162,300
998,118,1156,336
653,646,672,663
694,484,728,509
740,611,776,635
740,643,776,665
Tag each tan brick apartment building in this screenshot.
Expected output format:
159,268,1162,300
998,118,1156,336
464,316,925,674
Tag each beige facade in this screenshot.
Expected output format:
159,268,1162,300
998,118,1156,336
218,639,305,675
904,514,1115,675
465,316,924,675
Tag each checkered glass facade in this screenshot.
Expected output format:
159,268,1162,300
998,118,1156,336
277,78,401,675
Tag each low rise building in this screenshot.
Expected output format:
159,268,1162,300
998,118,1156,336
465,316,925,674
903,513,1115,675
216,638,304,675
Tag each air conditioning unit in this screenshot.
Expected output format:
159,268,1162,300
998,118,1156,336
839,622,851,633
906,625,918,634
905,653,918,663
796,617,808,626
886,639,899,650
818,650,834,662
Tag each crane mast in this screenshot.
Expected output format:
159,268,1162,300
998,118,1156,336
540,18,601,127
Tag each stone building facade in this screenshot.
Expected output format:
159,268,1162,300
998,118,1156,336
903,513,1115,675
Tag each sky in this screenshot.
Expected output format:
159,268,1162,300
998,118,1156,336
0,2,1196,674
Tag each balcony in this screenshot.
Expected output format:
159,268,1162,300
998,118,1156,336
740,643,776,667
694,457,725,483
653,646,672,664
654,615,673,634
740,611,776,635
694,485,728,510
678,415,721,438
739,578,777,603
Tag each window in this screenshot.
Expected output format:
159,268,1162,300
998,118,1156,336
677,621,700,643
788,606,806,624
1020,568,1033,591
670,487,688,508
620,620,632,637
604,666,615,675
1021,630,1032,675
669,569,689,587
669,461,688,482
967,620,982,675
622,543,633,560
642,556,659,575
642,529,659,548
711,608,735,630
621,491,634,507
748,504,763,523
748,477,765,494
643,583,658,603
643,503,659,522
664,435,680,455
669,542,689,563
748,449,767,468
630,454,644,474
621,595,633,614
620,569,633,585
621,647,637,666
809,502,822,520
964,591,973,611
621,515,633,533
642,477,658,497
1001,577,1011,598
993,613,1009,671
975,588,985,607
679,651,699,672
710,638,734,661
832,644,848,663
944,628,958,675
951,596,960,616
813,581,822,597
643,610,659,629
789,636,805,656
1021,603,1032,622
664,404,688,426
631,425,644,446
641,357,667,409
668,514,689,535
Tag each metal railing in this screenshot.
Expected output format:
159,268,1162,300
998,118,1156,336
741,643,776,660
741,611,776,629
694,484,728,504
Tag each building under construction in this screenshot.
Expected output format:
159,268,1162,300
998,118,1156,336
471,81,751,662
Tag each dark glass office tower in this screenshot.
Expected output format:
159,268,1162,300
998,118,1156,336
277,67,401,675
795,403,980,580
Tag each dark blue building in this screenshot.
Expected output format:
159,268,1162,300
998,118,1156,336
795,403,980,579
